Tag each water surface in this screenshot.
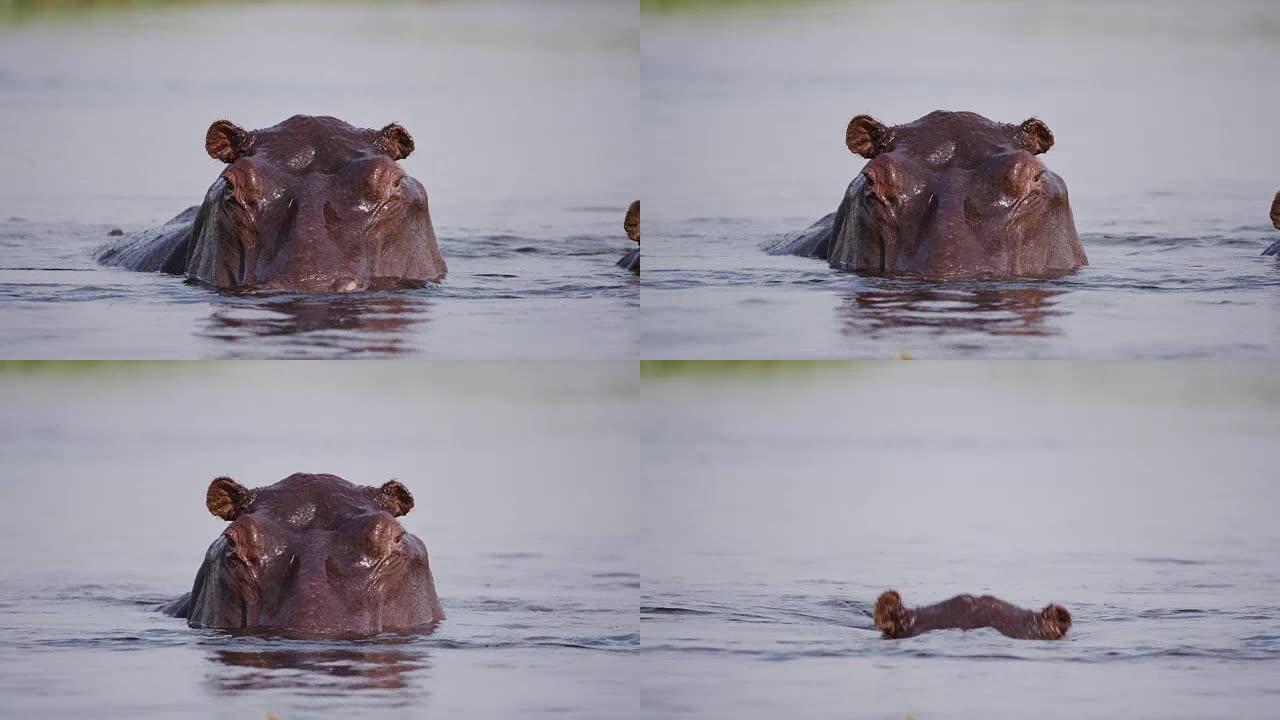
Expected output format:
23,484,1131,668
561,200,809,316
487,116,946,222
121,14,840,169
0,363,637,718
640,362,1280,718
641,2,1280,358
0,2,638,358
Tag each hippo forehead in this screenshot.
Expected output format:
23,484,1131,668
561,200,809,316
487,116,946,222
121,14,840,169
242,473,387,530
246,115,391,174
885,111,1027,170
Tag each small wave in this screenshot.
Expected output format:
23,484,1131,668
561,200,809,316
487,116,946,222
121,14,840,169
1134,556,1210,566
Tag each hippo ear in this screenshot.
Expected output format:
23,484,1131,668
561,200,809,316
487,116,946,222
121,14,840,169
379,480,415,517
377,123,415,160
205,120,253,164
846,115,891,158
624,200,640,243
1270,191,1279,230
206,476,251,521
1016,117,1055,155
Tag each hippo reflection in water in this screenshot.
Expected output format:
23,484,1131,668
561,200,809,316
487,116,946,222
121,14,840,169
1263,192,1280,256
97,115,446,292
163,473,443,638
618,200,639,273
874,590,1072,640
770,111,1088,279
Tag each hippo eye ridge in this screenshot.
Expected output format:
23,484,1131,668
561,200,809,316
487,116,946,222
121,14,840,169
861,174,883,202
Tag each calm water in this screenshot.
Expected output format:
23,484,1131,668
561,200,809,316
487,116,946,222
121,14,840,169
0,363,637,719
640,1,1280,358
640,363,1280,718
0,2,637,359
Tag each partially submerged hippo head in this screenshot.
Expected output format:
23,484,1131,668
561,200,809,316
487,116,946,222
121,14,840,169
167,473,442,638
1264,192,1280,256
618,200,639,273
187,115,445,291
820,111,1086,278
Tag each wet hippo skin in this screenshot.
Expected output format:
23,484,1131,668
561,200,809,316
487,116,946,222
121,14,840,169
1263,191,1280,255
163,473,443,638
618,200,639,273
97,115,446,292
770,111,1088,279
874,590,1072,640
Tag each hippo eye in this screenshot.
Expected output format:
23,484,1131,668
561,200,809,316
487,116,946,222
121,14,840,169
222,180,245,207
862,174,893,206
1033,171,1045,183
222,534,244,560
861,174,880,199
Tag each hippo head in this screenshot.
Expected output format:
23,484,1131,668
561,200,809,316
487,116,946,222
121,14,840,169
180,473,443,638
829,111,1087,278
617,200,640,273
625,200,640,243
186,115,446,292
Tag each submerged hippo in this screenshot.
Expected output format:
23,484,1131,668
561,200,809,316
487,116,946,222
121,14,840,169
618,200,639,273
1263,192,1280,256
874,590,1071,640
97,115,446,292
164,473,443,638
769,111,1087,278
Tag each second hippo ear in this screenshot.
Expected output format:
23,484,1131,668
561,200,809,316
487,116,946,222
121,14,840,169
846,115,891,158
205,120,254,164
1016,117,1055,155
1270,191,1279,230
377,123,415,160
206,476,251,521
624,200,640,243
379,480,415,516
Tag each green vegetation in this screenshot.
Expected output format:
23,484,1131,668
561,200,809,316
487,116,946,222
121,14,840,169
0,0,393,24
0,360,220,375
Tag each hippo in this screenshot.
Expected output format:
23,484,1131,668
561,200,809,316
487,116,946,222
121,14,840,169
768,111,1087,278
873,590,1071,640
1263,192,1280,256
618,200,639,273
97,115,446,292
163,473,443,638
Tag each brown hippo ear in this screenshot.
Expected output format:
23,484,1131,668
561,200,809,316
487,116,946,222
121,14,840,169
624,200,640,243
379,480,415,516
1270,191,1279,230
846,115,891,158
206,476,251,520
873,590,908,638
1016,117,1055,155
377,123,415,160
205,120,253,164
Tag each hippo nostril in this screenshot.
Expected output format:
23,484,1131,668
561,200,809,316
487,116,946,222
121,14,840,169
323,202,341,230
325,556,343,584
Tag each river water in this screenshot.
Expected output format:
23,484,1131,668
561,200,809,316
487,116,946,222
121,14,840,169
0,363,637,719
640,1,1280,358
640,362,1280,718
0,1,637,359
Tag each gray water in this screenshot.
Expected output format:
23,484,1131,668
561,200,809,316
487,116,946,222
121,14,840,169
0,2,637,359
640,1,1280,358
640,363,1280,718
0,363,638,719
